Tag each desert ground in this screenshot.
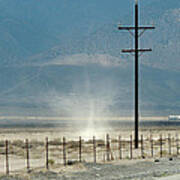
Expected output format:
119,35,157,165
0,117,180,179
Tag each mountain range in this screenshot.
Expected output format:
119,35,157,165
0,0,179,117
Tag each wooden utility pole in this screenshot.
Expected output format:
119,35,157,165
118,0,155,148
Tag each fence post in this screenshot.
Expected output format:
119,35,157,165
150,134,153,158
46,137,49,170
5,140,9,175
93,136,96,163
119,136,122,159
160,134,162,158
130,135,133,159
176,133,179,156
26,139,30,171
103,153,105,162
168,134,171,156
141,134,144,158
79,136,82,162
63,137,66,166
106,134,110,161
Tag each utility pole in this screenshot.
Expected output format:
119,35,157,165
118,0,155,149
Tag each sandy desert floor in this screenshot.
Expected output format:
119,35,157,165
0,119,180,179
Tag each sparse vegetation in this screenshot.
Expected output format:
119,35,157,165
30,140,44,147
49,138,62,146
48,159,55,166
96,140,105,147
67,141,80,149
11,140,25,148
0,141,5,148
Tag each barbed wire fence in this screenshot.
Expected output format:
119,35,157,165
0,133,179,175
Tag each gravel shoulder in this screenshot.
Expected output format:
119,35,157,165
1,158,180,180
156,174,180,180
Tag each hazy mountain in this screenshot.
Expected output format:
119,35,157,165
0,0,179,116
0,62,179,116
0,0,179,65
25,1,180,71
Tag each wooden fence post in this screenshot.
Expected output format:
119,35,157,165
93,136,96,163
160,134,162,158
106,134,110,161
130,135,133,159
119,136,122,159
63,137,66,166
176,133,179,156
168,134,171,155
79,136,82,162
26,139,30,171
150,134,153,158
103,153,105,162
5,140,9,175
141,135,144,158
46,137,49,170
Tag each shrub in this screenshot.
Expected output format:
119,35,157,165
48,159,55,166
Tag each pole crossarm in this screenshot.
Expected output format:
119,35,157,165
122,48,152,53
118,26,155,30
